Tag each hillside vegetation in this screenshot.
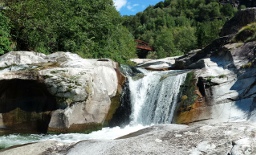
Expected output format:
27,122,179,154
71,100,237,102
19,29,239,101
123,0,240,58
0,0,136,63
0,0,256,62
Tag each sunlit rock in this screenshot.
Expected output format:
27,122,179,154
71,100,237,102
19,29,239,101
173,8,256,124
2,122,256,155
0,51,122,133
0,140,70,155
174,40,256,123
131,56,181,70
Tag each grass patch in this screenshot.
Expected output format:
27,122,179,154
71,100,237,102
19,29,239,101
241,62,253,69
233,22,256,42
218,74,226,78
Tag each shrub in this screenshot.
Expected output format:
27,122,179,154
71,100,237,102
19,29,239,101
0,12,11,54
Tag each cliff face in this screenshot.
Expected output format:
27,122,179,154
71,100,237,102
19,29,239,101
0,51,124,133
174,8,256,124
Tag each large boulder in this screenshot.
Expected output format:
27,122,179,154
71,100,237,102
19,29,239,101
0,51,123,133
175,39,256,123
174,8,256,124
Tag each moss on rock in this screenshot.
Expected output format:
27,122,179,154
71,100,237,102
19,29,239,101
233,22,256,42
104,93,121,125
174,72,206,124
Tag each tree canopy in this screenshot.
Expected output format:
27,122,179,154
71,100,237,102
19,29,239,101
0,11,11,54
123,0,238,58
1,0,136,63
0,0,254,61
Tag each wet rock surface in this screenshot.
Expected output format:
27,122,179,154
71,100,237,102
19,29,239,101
1,122,256,155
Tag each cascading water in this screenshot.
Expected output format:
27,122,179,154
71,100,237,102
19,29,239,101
0,66,187,149
128,68,187,125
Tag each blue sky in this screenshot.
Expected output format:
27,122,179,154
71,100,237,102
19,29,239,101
113,0,163,16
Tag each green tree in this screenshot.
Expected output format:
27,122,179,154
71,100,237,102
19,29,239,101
0,11,11,54
221,3,235,17
123,0,237,59
154,29,176,57
196,20,224,47
172,26,197,53
104,25,136,63
4,0,136,63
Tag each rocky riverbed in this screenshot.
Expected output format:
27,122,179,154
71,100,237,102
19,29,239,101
1,122,256,155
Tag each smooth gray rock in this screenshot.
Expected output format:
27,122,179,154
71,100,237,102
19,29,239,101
59,122,256,155
1,122,256,155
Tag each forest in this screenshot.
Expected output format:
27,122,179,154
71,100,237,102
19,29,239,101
0,0,136,64
0,0,255,62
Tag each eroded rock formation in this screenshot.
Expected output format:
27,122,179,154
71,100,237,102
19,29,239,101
0,51,124,133
173,8,256,124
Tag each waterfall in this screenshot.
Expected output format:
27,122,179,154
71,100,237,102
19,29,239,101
128,68,187,125
0,66,187,149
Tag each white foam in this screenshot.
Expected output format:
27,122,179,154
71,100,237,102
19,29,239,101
0,125,146,149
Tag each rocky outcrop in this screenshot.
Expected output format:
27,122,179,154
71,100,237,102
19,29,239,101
1,122,256,155
176,42,256,123
173,8,256,124
0,51,123,133
220,7,256,37
131,56,182,70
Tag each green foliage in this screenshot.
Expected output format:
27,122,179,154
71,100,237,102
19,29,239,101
3,0,136,63
218,74,226,78
179,71,197,108
0,0,242,61
0,12,11,54
196,20,225,47
234,22,256,42
239,0,256,8
123,0,237,58
206,75,214,81
239,5,246,10
221,4,235,17
241,62,253,69
146,51,158,59
154,29,175,58
172,26,197,53
102,25,136,63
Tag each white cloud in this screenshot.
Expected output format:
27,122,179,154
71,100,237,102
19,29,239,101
127,3,140,11
113,0,127,11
